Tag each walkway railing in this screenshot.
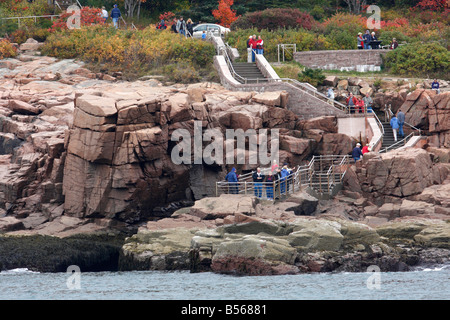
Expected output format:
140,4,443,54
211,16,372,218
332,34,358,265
379,104,422,153
215,155,350,200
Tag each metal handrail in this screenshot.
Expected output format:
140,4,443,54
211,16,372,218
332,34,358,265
216,155,350,197
218,42,350,113
379,132,414,153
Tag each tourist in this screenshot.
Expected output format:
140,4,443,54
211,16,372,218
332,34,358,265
186,18,194,37
171,19,177,33
101,6,108,23
431,79,440,94
390,115,400,142
327,87,335,104
363,93,373,113
389,38,398,50
252,167,265,198
156,19,167,30
110,4,121,29
225,167,239,194
397,110,405,138
176,17,186,38
280,165,289,195
370,32,379,49
265,172,274,200
250,35,258,62
246,36,252,63
352,143,363,162
274,168,282,199
357,32,364,49
256,36,264,55
346,92,357,114
355,97,365,113
271,160,279,172
362,143,370,155
363,30,371,49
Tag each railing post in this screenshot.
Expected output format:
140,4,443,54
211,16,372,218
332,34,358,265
216,182,218,197
244,182,247,195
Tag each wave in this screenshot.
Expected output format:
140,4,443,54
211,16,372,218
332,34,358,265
412,263,450,272
0,268,39,274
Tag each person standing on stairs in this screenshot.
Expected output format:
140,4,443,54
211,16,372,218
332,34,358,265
352,143,363,163
397,110,405,138
390,115,400,142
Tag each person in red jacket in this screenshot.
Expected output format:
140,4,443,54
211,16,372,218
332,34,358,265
256,35,264,55
249,34,257,62
346,92,358,114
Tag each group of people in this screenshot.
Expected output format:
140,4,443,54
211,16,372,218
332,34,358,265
357,30,379,49
389,110,406,142
346,92,374,114
225,161,293,200
246,35,264,62
100,5,122,29
327,88,373,114
156,17,203,39
351,142,371,163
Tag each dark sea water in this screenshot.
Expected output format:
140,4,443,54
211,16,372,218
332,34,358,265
1,264,449,300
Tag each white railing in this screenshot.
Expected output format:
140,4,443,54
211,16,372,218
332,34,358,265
215,155,350,199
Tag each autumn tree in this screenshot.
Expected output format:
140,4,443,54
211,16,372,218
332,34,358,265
212,0,239,28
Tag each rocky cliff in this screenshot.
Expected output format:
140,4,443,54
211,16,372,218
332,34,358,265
0,51,354,234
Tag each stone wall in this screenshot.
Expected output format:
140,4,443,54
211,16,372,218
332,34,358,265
294,50,389,72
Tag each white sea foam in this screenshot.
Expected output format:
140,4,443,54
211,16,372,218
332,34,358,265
0,268,39,274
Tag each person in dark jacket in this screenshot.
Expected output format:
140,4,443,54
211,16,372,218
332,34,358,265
363,30,371,49
252,167,265,198
431,79,440,94
110,4,121,29
171,19,177,33
352,143,363,163
186,18,193,37
225,167,239,194
265,172,274,200
397,110,405,138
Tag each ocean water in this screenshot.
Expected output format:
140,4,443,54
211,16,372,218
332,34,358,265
1,265,449,301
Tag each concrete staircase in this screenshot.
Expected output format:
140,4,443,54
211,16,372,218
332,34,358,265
381,121,408,151
231,62,266,84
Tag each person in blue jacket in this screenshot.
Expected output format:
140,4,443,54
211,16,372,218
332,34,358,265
390,115,399,142
352,143,363,163
225,167,239,194
110,4,121,29
280,165,290,195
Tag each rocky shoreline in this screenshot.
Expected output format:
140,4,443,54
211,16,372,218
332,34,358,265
0,43,449,275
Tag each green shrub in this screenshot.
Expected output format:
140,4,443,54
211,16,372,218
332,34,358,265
41,25,216,82
298,68,325,87
384,42,450,79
